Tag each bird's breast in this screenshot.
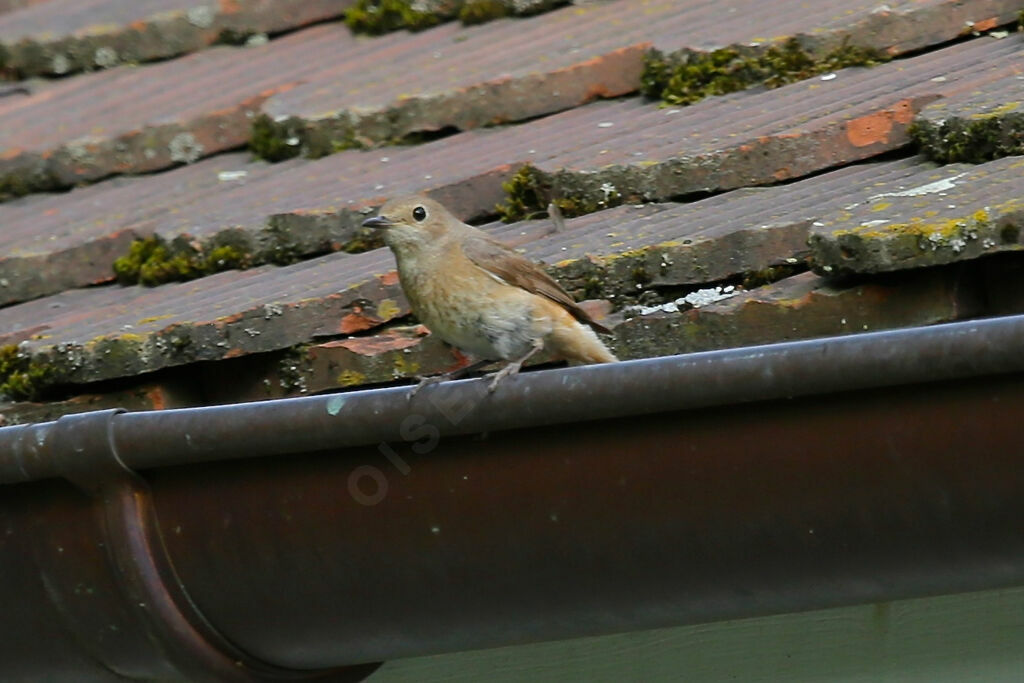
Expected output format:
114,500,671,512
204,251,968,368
398,257,539,361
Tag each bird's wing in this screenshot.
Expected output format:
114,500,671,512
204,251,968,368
462,232,611,334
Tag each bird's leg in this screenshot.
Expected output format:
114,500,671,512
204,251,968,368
487,339,544,392
409,358,492,399
546,202,566,234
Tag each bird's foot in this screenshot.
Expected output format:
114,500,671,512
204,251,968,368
408,374,447,400
486,340,544,393
408,358,492,401
486,361,523,392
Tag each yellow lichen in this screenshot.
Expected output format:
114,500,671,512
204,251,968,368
393,355,420,376
137,314,173,325
969,101,1020,119
376,298,402,320
337,369,367,386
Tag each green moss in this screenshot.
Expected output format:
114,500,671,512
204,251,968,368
551,190,622,219
631,265,651,286
0,344,53,401
496,164,626,223
114,237,166,284
91,336,146,374
742,264,798,289
641,46,750,104
812,40,888,78
1001,222,1020,244
113,237,195,285
639,49,673,100
262,221,304,265
139,249,196,285
113,236,254,287
329,135,362,155
909,113,1024,164
643,38,888,106
0,172,35,200
341,230,385,254
250,114,302,162
496,164,551,222
459,0,508,24
582,275,603,299
203,245,250,271
345,0,448,35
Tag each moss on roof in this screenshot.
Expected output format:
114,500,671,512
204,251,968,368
642,38,888,107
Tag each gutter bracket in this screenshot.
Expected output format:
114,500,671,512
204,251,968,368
43,409,381,683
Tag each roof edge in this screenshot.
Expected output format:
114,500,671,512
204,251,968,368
2,314,1023,486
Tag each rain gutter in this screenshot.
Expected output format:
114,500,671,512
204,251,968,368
1,315,1023,681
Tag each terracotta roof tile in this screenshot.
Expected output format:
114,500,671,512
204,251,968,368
0,0,48,14
5,154,1021,390
1,0,1023,414
612,266,982,361
912,69,1024,163
2,0,1019,196
809,156,1024,275
1,33,1020,306
191,261,980,406
0,0,348,77
258,0,1024,155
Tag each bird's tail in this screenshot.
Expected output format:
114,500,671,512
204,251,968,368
551,319,618,364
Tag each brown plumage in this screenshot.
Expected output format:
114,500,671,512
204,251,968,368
459,232,613,336
363,196,617,390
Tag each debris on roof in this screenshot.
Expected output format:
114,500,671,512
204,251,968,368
616,266,984,360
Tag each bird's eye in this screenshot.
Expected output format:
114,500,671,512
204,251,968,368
412,206,427,222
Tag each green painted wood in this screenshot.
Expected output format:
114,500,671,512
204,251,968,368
369,587,1024,682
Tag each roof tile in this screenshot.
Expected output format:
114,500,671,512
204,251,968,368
614,266,982,360
0,0,349,77
911,69,1024,163
2,154,1010,390
0,0,48,14
1,33,1019,305
259,0,1024,156
809,156,1024,275
2,0,1019,196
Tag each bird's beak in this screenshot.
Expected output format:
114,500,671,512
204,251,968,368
362,215,394,229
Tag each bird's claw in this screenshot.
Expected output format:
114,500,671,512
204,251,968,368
408,374,446,401
486,362,522,392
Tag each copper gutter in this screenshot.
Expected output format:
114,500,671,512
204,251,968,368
1,315,1024,681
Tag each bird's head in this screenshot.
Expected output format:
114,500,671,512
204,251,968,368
362,196,455,258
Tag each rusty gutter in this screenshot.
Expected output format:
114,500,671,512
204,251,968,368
1,315,1024,681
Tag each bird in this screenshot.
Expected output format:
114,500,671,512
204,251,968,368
362,196,617,392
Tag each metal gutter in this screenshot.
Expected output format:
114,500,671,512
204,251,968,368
4,314,1024,484
1,315,1024,681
